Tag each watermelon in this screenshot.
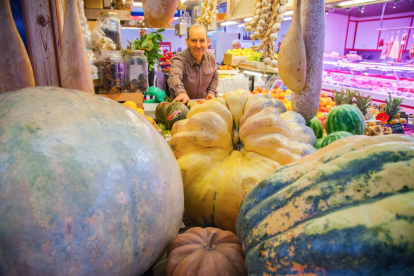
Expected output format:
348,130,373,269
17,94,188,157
325,104,366,135
321,131,353,148
0,87,184,275
155,101,170,124
315,138,324,149
306,117,324,139
165,102,189,130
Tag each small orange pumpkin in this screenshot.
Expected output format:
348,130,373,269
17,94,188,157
167,227,246,276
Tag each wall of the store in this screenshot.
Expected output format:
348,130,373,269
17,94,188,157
325,13,349,55
121,29,187,52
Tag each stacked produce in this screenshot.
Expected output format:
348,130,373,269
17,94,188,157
169,90,317,233
227,48,253,57
245,0,285,67
159,51,175,74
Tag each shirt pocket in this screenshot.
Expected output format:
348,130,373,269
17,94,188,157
202,68,215,88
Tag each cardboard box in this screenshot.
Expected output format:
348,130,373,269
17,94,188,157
223,53,235,66
84,0,103,9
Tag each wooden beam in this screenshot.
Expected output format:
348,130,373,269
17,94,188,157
49,0,65,86
21,0,60,87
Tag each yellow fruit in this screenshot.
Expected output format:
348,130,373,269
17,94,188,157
285,90,291,95
135,108,145,116
227,49,232,54
320,98,328,107
326,105,332,109
123,101,137,109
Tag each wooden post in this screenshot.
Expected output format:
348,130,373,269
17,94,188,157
21,0,61,86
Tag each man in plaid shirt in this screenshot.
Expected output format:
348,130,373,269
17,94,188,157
168,25,219,106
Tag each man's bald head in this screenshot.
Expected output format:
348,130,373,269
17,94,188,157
187,24,208,39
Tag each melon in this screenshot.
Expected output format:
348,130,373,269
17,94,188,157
0,87,184,275
165,102,188,130
325,104,366,135
142,0,179,28
237,135,414,275
306,117,323,139
321,131,353,148
155,101,170,124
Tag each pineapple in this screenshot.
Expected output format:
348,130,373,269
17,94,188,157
343,88,357,105
332,88,346,106
385,94,404,122
355,91,372,116
332,88,356,105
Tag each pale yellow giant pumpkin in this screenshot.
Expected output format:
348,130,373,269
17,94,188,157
170,91,317,233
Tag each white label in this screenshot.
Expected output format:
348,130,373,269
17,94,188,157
90,65,98,80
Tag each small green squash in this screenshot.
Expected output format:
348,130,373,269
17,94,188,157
155,102,170,124
165,102,189,130
321,131,353,148
306,117,324,139
325,104,366,135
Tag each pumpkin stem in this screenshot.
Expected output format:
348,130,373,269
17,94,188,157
204,231,217,250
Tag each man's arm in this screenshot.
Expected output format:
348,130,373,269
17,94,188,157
206,68,219,98
167,56,187,98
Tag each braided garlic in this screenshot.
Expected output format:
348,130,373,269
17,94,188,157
245,0,286,65
196,0,217,28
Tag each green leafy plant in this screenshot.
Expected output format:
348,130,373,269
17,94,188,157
132,29,166,71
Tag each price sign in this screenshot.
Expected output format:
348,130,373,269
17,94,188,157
391,123,405,134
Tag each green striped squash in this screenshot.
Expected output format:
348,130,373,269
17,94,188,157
321,131,353,148
236,135,414,275
325,104,366,135
306,117,324,139
0,87,184,276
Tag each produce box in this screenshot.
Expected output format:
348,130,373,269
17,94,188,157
84,0,103,9
223,53,237,66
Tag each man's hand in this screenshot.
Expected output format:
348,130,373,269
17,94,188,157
173,92,190,107
206,94,216,100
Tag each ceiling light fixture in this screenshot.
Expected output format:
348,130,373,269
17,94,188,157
238,23,246,27
244,17,253,22
337,0,390,8
283,16,292,21
133,2,142,7
220,21,239,26
283,10,294,16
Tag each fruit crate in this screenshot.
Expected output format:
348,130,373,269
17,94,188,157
99,92,143,109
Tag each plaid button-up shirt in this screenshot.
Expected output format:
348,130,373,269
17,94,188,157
167,49,219,99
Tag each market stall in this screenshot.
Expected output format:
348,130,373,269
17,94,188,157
1,0,414,276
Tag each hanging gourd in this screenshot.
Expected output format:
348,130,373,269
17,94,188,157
0,0,35,94
60,0,94,93
143,0,180,28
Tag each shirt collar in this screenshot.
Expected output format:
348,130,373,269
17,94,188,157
186,49,206,66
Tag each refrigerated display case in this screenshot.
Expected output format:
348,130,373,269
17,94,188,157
322,60,414,113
